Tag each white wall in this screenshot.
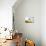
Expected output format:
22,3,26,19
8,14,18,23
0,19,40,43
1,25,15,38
13,0,41,46
41,0,46,46
0,0,16,30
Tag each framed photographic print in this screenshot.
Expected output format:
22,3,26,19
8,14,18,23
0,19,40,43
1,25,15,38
25,16,34,23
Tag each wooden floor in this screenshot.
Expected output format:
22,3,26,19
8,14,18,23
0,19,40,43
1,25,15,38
0,39,16,46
